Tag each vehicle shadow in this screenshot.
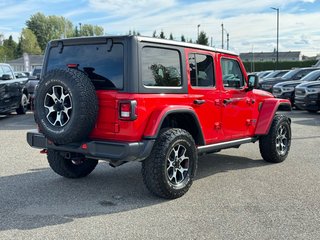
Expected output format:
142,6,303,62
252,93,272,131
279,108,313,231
0,153,269,231
284,110,319,126
0,112,36,130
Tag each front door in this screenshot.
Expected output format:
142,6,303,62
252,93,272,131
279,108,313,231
219,56,254,140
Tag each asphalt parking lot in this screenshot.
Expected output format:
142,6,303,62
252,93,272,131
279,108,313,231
0,111,319,240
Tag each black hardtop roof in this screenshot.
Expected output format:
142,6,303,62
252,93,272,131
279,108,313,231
49,35,238,56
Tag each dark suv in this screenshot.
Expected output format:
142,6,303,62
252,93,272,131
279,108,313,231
259,67,319,93
295,81,320,113
0,63,29,114
27,36,292,199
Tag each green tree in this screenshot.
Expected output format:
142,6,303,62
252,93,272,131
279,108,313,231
26,12,103,51
0,35,18,61
169,33,173,40
3,36,18,60
152,30,157,37
78,24,104,36
129,30,140,36
20,28,42,54
181,35,186,42
26,12,49,51
159,30,165,39
197,31,209,46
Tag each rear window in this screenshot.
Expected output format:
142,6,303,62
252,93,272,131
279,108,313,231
141,47,182,87
46,43,124,90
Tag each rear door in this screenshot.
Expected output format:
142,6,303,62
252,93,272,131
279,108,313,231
219,55,255,140
186,49,221,144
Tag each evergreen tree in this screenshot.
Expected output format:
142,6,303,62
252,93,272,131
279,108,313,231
159,30,165,39
169,33,173,40
152,30,157,37
197,31,209,46
181,35,186,42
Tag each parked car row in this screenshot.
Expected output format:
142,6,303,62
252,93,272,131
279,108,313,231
0,63,42,115
254,67,320,113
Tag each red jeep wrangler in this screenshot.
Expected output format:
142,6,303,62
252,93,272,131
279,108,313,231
27,36,291,199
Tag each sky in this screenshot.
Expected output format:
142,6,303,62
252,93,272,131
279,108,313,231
0,0,320,56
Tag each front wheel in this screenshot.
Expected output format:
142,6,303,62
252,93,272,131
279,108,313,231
16,93,28,114
142,128,198,199
47,150,98,178
259,115,291,163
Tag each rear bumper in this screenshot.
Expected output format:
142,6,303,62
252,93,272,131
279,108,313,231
27,130,155,163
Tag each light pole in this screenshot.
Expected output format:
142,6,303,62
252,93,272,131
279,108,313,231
221,23,224,49
79,22,82,36
197,24,200,42
271,7,279,70
221,24,230,50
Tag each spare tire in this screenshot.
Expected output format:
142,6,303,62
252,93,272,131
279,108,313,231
34,68,98,145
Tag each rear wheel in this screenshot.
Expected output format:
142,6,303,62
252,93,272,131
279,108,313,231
47,150,98,178
142,128,198,199
259,115,291,163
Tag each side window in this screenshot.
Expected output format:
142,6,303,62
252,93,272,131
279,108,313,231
189,53,214,87
221,58,244,89
0,67,4,78
141,47,182,87
2,66,14,79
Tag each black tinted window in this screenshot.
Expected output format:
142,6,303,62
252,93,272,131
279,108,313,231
221,58,244,88
47,43,124,90
2,65,14,79
141,47,182,87
189,53,214,87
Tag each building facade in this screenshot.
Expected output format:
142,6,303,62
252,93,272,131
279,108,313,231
240,51,302,62
7,54,44,72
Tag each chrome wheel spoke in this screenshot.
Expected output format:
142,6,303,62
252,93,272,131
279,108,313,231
44,85,73,127
276,125,288,156
166,143,190,185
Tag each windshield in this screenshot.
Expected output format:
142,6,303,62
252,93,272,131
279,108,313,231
281,69,300,80
300,70,320,82
46,42,124,90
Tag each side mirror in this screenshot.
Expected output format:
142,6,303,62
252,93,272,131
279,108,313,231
247,74,259,91
1,74,13,80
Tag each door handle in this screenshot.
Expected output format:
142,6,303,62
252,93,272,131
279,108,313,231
223,99,233,105
194,99,206,105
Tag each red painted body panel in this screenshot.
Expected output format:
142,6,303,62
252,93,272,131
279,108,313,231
88,47,290,145
255,98,291,135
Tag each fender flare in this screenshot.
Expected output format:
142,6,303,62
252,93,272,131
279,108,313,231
255,98,291,135
143,105,205,145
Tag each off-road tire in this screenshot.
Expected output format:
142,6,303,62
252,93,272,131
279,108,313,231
34,69,98,144
47,150,98,178
16,93,28,114
259,114,291,163
142,128,198,199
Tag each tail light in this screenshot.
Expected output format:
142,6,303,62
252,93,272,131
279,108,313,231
119,100,137,120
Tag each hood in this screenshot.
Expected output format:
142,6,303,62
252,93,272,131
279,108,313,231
296,81,320,89
253,89,274,98
273,80,301,87
259,77,285,84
